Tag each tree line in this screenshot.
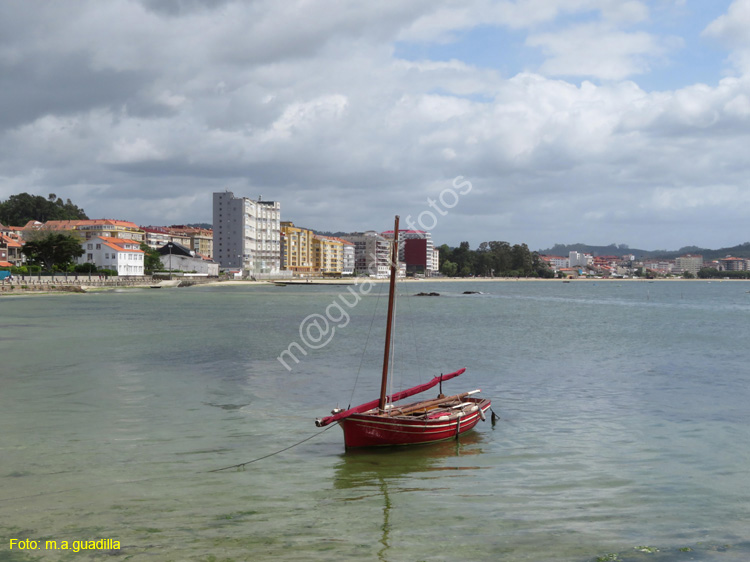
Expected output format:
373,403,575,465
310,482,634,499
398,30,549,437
697,268,750,280
438,241,554,278
0,193,88,226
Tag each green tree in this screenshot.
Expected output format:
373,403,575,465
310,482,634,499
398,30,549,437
532,252,555,278
0,192,88,225
475,246,494,277
511,243,534,276
441,260,458,277
75,263,98,273
140,242,162,273
452,241,474,275
488,241,512,275
22,232,85,271
438,244,452,265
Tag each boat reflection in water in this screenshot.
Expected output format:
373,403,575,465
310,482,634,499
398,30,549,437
331,432,488,561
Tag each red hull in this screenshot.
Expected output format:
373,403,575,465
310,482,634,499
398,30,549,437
339,397,491,448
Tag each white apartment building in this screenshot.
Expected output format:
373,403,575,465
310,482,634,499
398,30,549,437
341,244,354,275
643,260,674,275
568,251,592,269
346,231,391,277
542,255,569,270
78,236,144,276
142,227,171,250
674,254,703,275
341,240,355,275
213,191,281,275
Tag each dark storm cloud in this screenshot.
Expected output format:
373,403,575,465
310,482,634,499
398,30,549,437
139,0,236,17
0,53,151,129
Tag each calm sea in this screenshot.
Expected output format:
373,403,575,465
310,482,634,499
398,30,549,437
1,280,749,561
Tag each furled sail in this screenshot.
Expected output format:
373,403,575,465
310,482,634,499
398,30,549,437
315,368,466,427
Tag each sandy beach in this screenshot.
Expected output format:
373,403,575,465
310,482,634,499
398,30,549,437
1,276,731,297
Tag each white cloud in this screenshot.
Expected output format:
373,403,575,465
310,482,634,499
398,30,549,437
527,23,674,80
399,0,650,41
1,0,749,251
703,0,750,74
703,0,750,48
270,95,349,138
102,137,167,164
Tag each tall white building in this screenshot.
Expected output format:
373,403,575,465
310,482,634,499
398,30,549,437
341,240,355,276
346,231,391,277
213,191,281,275
675,254,703,276
568,251,592,269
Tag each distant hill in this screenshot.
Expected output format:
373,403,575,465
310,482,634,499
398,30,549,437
313,230,354,238
679,242,750,261
183,222,212,230
537,243,652,258
537,242,750,261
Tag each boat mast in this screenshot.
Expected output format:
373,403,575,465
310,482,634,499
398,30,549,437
378,215,400,412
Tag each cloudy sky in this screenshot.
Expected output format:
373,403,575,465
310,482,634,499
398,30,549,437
1,0,749,251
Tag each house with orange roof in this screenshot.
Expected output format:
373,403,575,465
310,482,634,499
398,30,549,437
718,256,747,271
0,234,24,267
142,226,171,250
43,219,145,242
17,221,44,239
559,267,580,278
540,255,568,270
78,236,144,276
0,240,10,268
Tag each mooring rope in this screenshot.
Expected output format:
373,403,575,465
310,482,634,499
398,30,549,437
207,423,339,472
0,425,340,503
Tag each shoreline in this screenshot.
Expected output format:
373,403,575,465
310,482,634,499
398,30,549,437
2,276,746,297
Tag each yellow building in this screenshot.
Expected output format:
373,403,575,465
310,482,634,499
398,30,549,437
313,235,344,275
281,222,315,274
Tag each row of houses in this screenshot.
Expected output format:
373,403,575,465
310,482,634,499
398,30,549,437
540,251,750,277
2,190,441,278
212,191,439,278
1,219,216,277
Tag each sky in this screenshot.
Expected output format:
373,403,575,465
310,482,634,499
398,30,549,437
1,0,749,251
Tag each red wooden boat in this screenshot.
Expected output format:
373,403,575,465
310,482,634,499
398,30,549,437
315,215,492,448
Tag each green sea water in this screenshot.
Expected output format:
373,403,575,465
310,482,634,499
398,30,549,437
1,280,750,561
